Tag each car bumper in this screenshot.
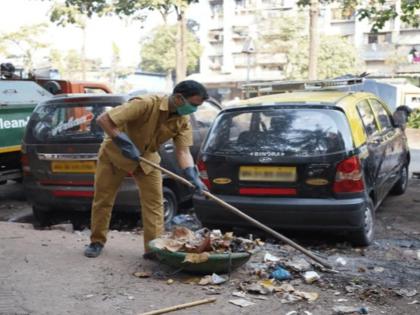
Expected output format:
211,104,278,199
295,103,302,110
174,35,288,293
24,178,140,212
193,194,367,231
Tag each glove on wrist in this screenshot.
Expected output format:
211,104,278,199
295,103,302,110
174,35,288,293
183,166,207,195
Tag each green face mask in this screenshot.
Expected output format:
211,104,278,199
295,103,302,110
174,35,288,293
176,96,198,116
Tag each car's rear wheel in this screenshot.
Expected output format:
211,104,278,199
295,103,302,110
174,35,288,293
163,187,177,226
351,198,374,247
32,205,52,227
0,180,7,185
391,165,408,195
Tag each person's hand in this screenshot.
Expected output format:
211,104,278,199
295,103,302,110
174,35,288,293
112,132,141,162
183,166,207,195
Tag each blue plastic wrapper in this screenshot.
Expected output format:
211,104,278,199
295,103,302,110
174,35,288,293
270,267,292,280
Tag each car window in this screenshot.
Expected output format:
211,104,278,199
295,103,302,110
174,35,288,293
369,99,393,130
26,102,117,144
203,107,353,157
194,101,220,138
357,100,379,136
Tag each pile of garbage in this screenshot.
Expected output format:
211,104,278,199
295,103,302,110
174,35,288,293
153,226,260,255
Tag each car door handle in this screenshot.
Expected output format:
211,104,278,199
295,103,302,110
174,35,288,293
164,143,174,152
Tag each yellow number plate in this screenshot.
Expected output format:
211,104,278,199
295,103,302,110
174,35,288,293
239,166,297,182
51,161,96,174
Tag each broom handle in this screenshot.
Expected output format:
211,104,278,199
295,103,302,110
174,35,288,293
139,156,333,270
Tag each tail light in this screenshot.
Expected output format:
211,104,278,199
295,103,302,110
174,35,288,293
197,159,211,189
333,156,364,193
21,154,31,175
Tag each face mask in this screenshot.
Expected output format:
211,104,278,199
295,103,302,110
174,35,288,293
176,96,198,116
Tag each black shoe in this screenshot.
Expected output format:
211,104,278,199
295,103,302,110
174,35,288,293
84,242,103,258
143,252,158,260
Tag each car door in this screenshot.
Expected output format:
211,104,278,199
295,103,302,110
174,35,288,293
369,98,404,191
189,100,221,159
356,99,389,202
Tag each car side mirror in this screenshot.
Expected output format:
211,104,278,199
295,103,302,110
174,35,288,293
393,105,412,128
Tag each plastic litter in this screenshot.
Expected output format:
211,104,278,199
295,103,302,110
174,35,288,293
396,288,417,297
332,306,368,314
284,257,312,272
270,266,292,280
335,257,347,266
303,271,321,284
198,273,227,285
229,298,255,307
171,214,202,231
264,252,280,262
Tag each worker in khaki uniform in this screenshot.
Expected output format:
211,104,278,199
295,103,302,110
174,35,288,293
84,80,209,259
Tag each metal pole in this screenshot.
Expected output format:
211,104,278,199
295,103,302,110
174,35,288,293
246,53,251,98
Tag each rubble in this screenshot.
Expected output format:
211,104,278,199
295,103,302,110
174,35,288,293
284,257,312,272
153,227,258,254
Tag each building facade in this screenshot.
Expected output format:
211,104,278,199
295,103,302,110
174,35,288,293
194,0,420,102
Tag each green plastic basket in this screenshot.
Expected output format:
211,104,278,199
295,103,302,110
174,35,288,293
148,239,252,274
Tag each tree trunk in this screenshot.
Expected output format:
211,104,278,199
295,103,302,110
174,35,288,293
176,9,187,83
81,26,87,80
308,0,319,80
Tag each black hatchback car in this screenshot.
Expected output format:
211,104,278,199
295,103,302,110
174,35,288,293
193,88,410,246
22,94,221,225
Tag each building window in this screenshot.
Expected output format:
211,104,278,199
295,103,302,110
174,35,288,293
367,33,391,44
331,7,354,21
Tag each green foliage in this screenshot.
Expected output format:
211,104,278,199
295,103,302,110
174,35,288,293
297,0,420,32
407,109,420,129
140,24,201,73
0,24,49,69
50,2,86,28
257,12,359,80
49,48,101,80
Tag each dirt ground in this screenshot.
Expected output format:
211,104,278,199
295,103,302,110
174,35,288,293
1,177,420,315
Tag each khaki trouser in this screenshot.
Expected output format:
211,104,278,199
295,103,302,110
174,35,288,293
90,152,164,252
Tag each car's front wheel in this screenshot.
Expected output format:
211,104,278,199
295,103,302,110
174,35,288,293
32,205,52,227
391,165,408,195
163,187,177,226
351,198,374,247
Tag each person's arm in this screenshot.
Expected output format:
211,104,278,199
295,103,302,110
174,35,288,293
175,145,194,169
97,112,120,138
176,145,207,194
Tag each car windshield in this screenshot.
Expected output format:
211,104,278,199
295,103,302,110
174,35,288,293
27,102,117,143
203,106,354,157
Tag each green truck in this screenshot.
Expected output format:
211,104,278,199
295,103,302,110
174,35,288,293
0,80,52,183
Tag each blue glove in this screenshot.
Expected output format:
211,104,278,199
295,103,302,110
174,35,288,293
183,166,207,195
113,132,140,162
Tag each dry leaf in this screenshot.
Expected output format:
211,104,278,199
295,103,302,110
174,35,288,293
183,252,210,264
295,291,319,302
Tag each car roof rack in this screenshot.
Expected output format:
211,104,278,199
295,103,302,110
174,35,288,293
242,77,364,97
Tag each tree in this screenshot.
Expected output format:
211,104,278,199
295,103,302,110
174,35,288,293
52,0,200,82
286,35,359,80
297,0,420,79
140,24,202,74
49,2,88,79
49,48,101,80
257,12,359,80
0,24,49,70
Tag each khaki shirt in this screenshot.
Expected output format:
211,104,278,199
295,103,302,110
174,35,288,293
99,95,193,174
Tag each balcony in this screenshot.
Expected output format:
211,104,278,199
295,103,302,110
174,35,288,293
361,44,394,61
396,63,420,74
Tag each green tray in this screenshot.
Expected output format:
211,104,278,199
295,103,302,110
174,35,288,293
148,239,252,274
